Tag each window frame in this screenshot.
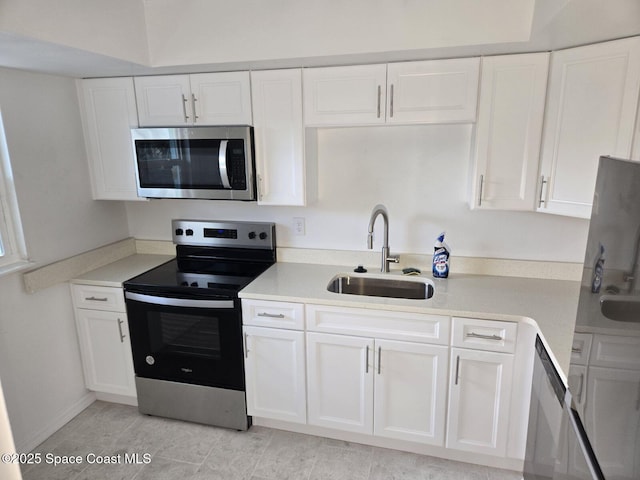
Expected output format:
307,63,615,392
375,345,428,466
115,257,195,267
0,109,29,275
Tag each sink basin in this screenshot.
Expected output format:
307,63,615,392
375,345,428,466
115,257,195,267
327,273,434,300
600,295,640,322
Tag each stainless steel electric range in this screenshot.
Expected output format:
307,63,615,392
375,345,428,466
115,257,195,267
123,219,276,430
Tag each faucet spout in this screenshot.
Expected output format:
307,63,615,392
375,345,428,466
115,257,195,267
367,204,399,273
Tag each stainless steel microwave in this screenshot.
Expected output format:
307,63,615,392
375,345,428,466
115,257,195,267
131,126,255,200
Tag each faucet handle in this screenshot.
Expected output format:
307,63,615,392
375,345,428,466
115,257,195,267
387,254,400,264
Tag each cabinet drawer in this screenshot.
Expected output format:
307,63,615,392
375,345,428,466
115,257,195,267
451,317,517,353
306,304,450,345
589,334,640,370
242,300,304,330
571,333,593,366
71,284,126,312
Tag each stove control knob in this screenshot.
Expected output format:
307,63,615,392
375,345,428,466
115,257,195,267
180,281,189,286
190,282,198,287
175,228,184,236
185,229,194,236
259,232,268,240
146,355,155,366
248,231,256,239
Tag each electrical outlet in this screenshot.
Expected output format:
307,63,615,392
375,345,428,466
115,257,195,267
292,217,306,236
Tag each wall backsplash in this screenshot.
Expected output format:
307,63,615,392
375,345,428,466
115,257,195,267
126,124,590,263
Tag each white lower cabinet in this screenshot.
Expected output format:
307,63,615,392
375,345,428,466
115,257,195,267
243,325,306,424
241,299,523,461
306,332,448,445
446,347,514,457
306,332,374,434
373,338,448,445
71,283,136,398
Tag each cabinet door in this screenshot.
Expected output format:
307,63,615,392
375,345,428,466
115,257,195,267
585,366,640,479
75,309,136,397
251,69,307,205
190,72,252,125
373,339,448,446
471,53,549,210
386,57,480,124
538,37,640,218
243,326,306,424
77,77,142,201
303,64,387,126
134,75,192,126
446,347,514,457
306,332,374,434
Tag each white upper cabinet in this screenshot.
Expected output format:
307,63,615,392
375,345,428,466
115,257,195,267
386,58,480,124
134,72,252,127
303,58,480,126
77,77,142,201
251,69,311,206
471,53,549,210
538,37,640,218
303,64,387,126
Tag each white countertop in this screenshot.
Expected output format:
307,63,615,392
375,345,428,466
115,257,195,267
239,263,581,373
70,254,173,287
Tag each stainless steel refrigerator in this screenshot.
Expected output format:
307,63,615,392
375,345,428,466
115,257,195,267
526,156,640,480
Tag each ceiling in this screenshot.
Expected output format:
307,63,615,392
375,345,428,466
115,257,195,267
1,0,639,78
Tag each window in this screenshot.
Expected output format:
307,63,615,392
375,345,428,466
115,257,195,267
0,108,28,275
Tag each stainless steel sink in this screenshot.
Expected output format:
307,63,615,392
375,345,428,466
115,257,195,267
327,273,434,300
600,295,640,322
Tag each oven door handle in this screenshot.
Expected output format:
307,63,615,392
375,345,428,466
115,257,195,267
125,292,235,309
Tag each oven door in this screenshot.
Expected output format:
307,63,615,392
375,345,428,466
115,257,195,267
131,126,255,200
124,291,245,390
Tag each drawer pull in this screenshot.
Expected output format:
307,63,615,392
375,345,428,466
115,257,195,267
572,347,583,354
466,332,503,341
85,296,109,302
257,312,285,319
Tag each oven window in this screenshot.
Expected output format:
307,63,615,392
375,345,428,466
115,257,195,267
149,311,221,359
126,299,245,390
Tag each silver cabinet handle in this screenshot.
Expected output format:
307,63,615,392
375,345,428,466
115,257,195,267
466,332,504,341
389,84,395,118
455,355,461,385
572,347,583,354
576,373,584,404
377,346,382,374
377,85,382,118
365,345,370,374
85,296,108,302
257,174,264,201
191,93,199,122
181,94,190,122
538,175,547,207
478,174,485,206
218,140,232,189
244,332,249,359
257,312,285,319
117,318,126,343
636,381,640,411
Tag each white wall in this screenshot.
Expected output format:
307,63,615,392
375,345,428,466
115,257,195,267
0,67,130,450
143,0,534,67
0,0,149,65
126,124,590,263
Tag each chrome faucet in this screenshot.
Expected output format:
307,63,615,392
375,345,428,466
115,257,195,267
367,204,399,273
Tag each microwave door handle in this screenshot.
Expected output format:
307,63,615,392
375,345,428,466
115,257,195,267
218,140,232,189
125,292,234,309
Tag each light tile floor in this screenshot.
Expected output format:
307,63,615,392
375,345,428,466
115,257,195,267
21,401,523,480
